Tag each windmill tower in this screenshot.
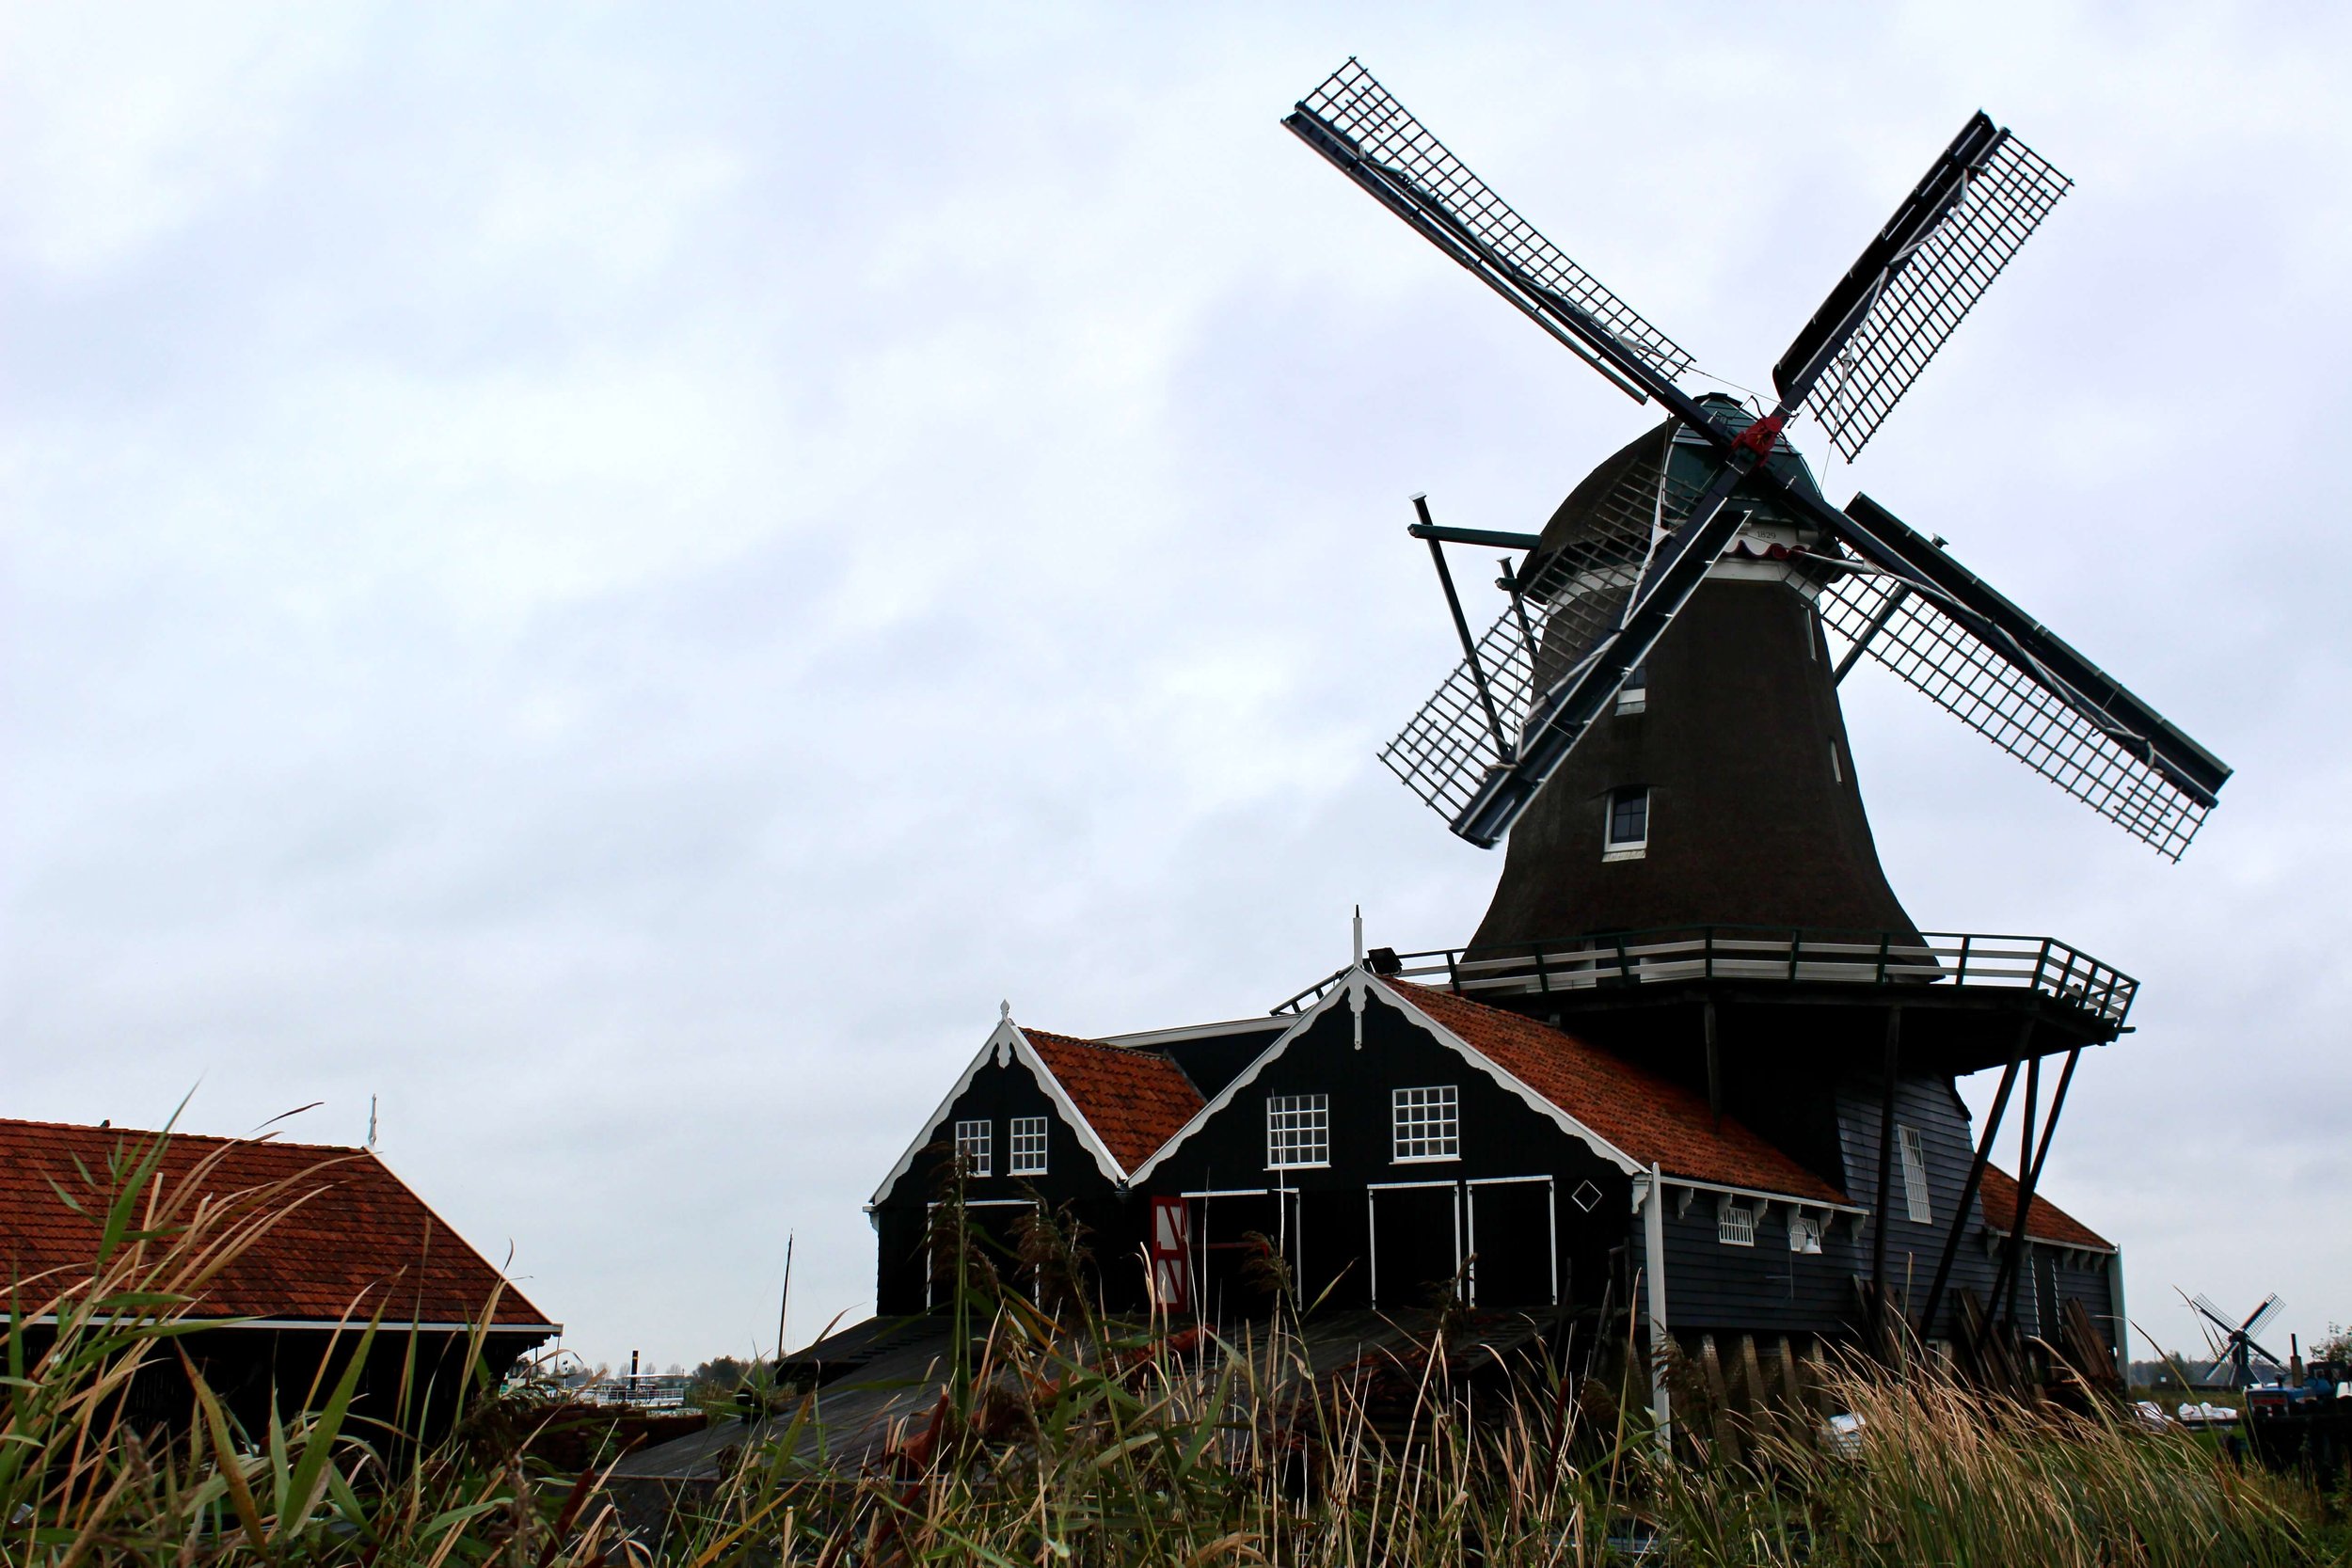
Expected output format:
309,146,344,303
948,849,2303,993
1285,62,2232,1355
1467,404,1923,949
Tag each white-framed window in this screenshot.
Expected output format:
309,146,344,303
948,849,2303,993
953,1118,993,1178
1718,1201,1756,1247
1897,1125,1931,1224
1265,1093,1329,1169
1788,1212,1823,1254
1615,662,1648,716
1603,786,1650,861
1009,1116,1049,1177
1391,1085,1459,1162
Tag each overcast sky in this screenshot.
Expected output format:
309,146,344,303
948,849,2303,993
5,3,2346,1372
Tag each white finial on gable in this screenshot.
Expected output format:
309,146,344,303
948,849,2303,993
1350,904,1368,1051
1000,999,1011,1022
996,1001,1015,1066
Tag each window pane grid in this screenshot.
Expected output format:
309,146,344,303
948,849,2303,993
1266,1094,1329,1169
1718,1204,1756,1246
954,1118,993,1179
1009,1117,1049,1177
1608,787,1649,847
1392,1085,1459,1161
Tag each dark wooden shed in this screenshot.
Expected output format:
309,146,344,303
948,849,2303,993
0,1117,558,1440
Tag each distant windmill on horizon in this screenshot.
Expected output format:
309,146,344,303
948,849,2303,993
2190,1291,2287,1388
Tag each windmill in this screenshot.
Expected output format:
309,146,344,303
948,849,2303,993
1282,62,2231,1361
1282,61,2231,890
2191,1292,2287,1387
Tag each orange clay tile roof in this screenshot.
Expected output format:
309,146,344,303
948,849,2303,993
1391,985,1848,1205
1977,1164,2112,1250
1021,1030,1205,1174
0,1118,555,1330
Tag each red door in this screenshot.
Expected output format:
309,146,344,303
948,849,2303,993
1147,1196,1190,1312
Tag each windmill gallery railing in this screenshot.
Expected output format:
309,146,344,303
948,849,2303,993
1276,928,2137,1028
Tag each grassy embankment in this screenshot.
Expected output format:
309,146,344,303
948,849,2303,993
4,1131,2344,1564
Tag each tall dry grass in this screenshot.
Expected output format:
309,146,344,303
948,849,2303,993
3,1130,2338,1564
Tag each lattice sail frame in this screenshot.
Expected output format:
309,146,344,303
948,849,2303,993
1815,569,2209,859
1380,436,1702,821
1295,60,1695,387
1806,132,2073,461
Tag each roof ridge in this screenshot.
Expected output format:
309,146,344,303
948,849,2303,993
0,1117,373,1157
1019,1027,1162,1058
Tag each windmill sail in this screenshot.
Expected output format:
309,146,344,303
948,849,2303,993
1380,440,1694,823
1818,498,2229,860
1285,60,1694,399
1785,119,2073,461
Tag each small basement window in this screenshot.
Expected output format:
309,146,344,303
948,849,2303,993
1391,1085,1459,1162
954,1118,993,1179
1718,1201,1756,1247
1789,1212,1824,1254
1604,786,1650,861
1898,1125,1932,1224
1266,1093,1330,1169
1009,1116,1049,1177
1615,663,1648,715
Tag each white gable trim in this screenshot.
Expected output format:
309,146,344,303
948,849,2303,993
1006,1027,1127,1185
1124,978,1349,1185
867,1018,1127,1207
1370,977,1644,1177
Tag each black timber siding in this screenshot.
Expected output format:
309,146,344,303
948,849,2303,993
1135,993,1634,1319
1155,1025,1288,1101
872,1053,1129,1315
1655,1194,1867,1336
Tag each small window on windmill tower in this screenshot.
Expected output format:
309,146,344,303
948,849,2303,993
1615,663,1648,716
1603,786,1650,862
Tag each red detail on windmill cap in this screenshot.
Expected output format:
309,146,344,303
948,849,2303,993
1730,412,1788,459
